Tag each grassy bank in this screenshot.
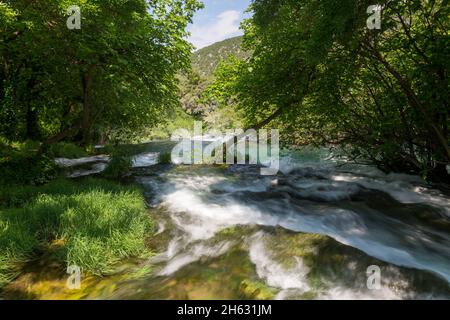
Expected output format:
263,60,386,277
0,178,154,289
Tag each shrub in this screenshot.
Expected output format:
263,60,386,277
0,154,58,185
158,152,172,164
48,142,88,159
102,150,132,179
0,140,59,185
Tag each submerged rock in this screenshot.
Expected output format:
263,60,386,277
54,155,110,178
55,152,161,178
239,279,277,300
55,155,110,168
132,152,159,168
67,162,108,178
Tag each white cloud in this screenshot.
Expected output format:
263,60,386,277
188,10,242,50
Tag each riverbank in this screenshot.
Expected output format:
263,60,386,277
0,177,155,289
0,140,156,291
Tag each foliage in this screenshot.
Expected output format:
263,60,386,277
208,0,450,181
158,152,172,164
48,142,88,159
0,0,202,145
0,139,58,185
192,36,248,78
178,36,248,129
102,149,132,180
142,106,197,140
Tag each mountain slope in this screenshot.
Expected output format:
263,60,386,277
192,36,247,78
179,36,248,118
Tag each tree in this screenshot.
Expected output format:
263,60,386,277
0,0,203,145
208,0,449,181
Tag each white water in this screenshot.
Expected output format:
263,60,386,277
139,168,450,280
134,146,450,299
248,232,310,292
53,144,448,299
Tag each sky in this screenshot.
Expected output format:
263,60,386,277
187,0,252,50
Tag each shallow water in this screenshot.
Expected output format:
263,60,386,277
4,144,450,300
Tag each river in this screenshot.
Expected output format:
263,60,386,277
4,143,450,299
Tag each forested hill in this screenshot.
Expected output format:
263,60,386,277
179,36,248,118
191,36,247,78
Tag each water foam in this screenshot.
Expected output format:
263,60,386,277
145,168,450,284
248,232,310,292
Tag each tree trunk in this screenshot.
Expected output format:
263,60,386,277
25,78,41,140
25,104,40,140
81,69,93,146
363,41,450,162
45,120,83,146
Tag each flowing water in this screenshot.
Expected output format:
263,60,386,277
4,143,450,300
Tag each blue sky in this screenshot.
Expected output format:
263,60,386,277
188,0,252,50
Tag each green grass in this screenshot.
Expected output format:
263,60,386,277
0,178,154,288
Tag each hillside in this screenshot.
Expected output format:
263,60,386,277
192,36,248,78
179,36,248,120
